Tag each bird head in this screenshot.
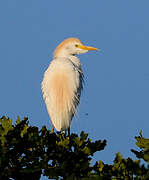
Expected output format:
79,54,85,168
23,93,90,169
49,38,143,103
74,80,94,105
54,37,98,58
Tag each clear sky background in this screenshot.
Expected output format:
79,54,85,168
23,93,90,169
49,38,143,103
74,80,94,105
0,0,149,179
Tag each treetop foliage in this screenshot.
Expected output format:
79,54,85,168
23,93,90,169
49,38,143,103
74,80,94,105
0,116,149,179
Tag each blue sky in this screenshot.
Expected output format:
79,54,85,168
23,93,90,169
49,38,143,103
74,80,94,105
0,0,149,178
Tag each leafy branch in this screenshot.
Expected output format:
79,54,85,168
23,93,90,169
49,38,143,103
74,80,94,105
0,116,149,180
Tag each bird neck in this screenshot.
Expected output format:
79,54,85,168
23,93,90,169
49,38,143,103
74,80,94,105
54,48,81,66
67,55,81,68
54,49,70,59
54,54,81,68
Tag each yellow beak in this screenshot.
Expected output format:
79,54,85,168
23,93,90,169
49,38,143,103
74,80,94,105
77,44,98,51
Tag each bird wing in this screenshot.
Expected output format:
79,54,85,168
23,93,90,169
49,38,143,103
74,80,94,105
41,58,82,131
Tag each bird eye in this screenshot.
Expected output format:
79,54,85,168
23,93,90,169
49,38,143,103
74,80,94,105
75,44,79,47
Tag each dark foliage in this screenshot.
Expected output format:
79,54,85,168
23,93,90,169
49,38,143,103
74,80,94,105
0,116,149,180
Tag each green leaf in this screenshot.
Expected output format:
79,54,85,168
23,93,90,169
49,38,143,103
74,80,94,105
144,151,149,162
82,146,90,155
16,116,21,124
135,135,149,151
80,131,88,141
20,124,29,137
98,160,104,172
57,138,69,148
0,116,13,146
74,137,83,147
0,117,13,133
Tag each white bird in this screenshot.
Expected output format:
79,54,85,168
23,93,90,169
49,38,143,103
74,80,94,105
41,37,98,134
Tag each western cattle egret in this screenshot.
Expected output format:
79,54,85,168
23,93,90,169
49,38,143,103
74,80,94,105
41,37,98,133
